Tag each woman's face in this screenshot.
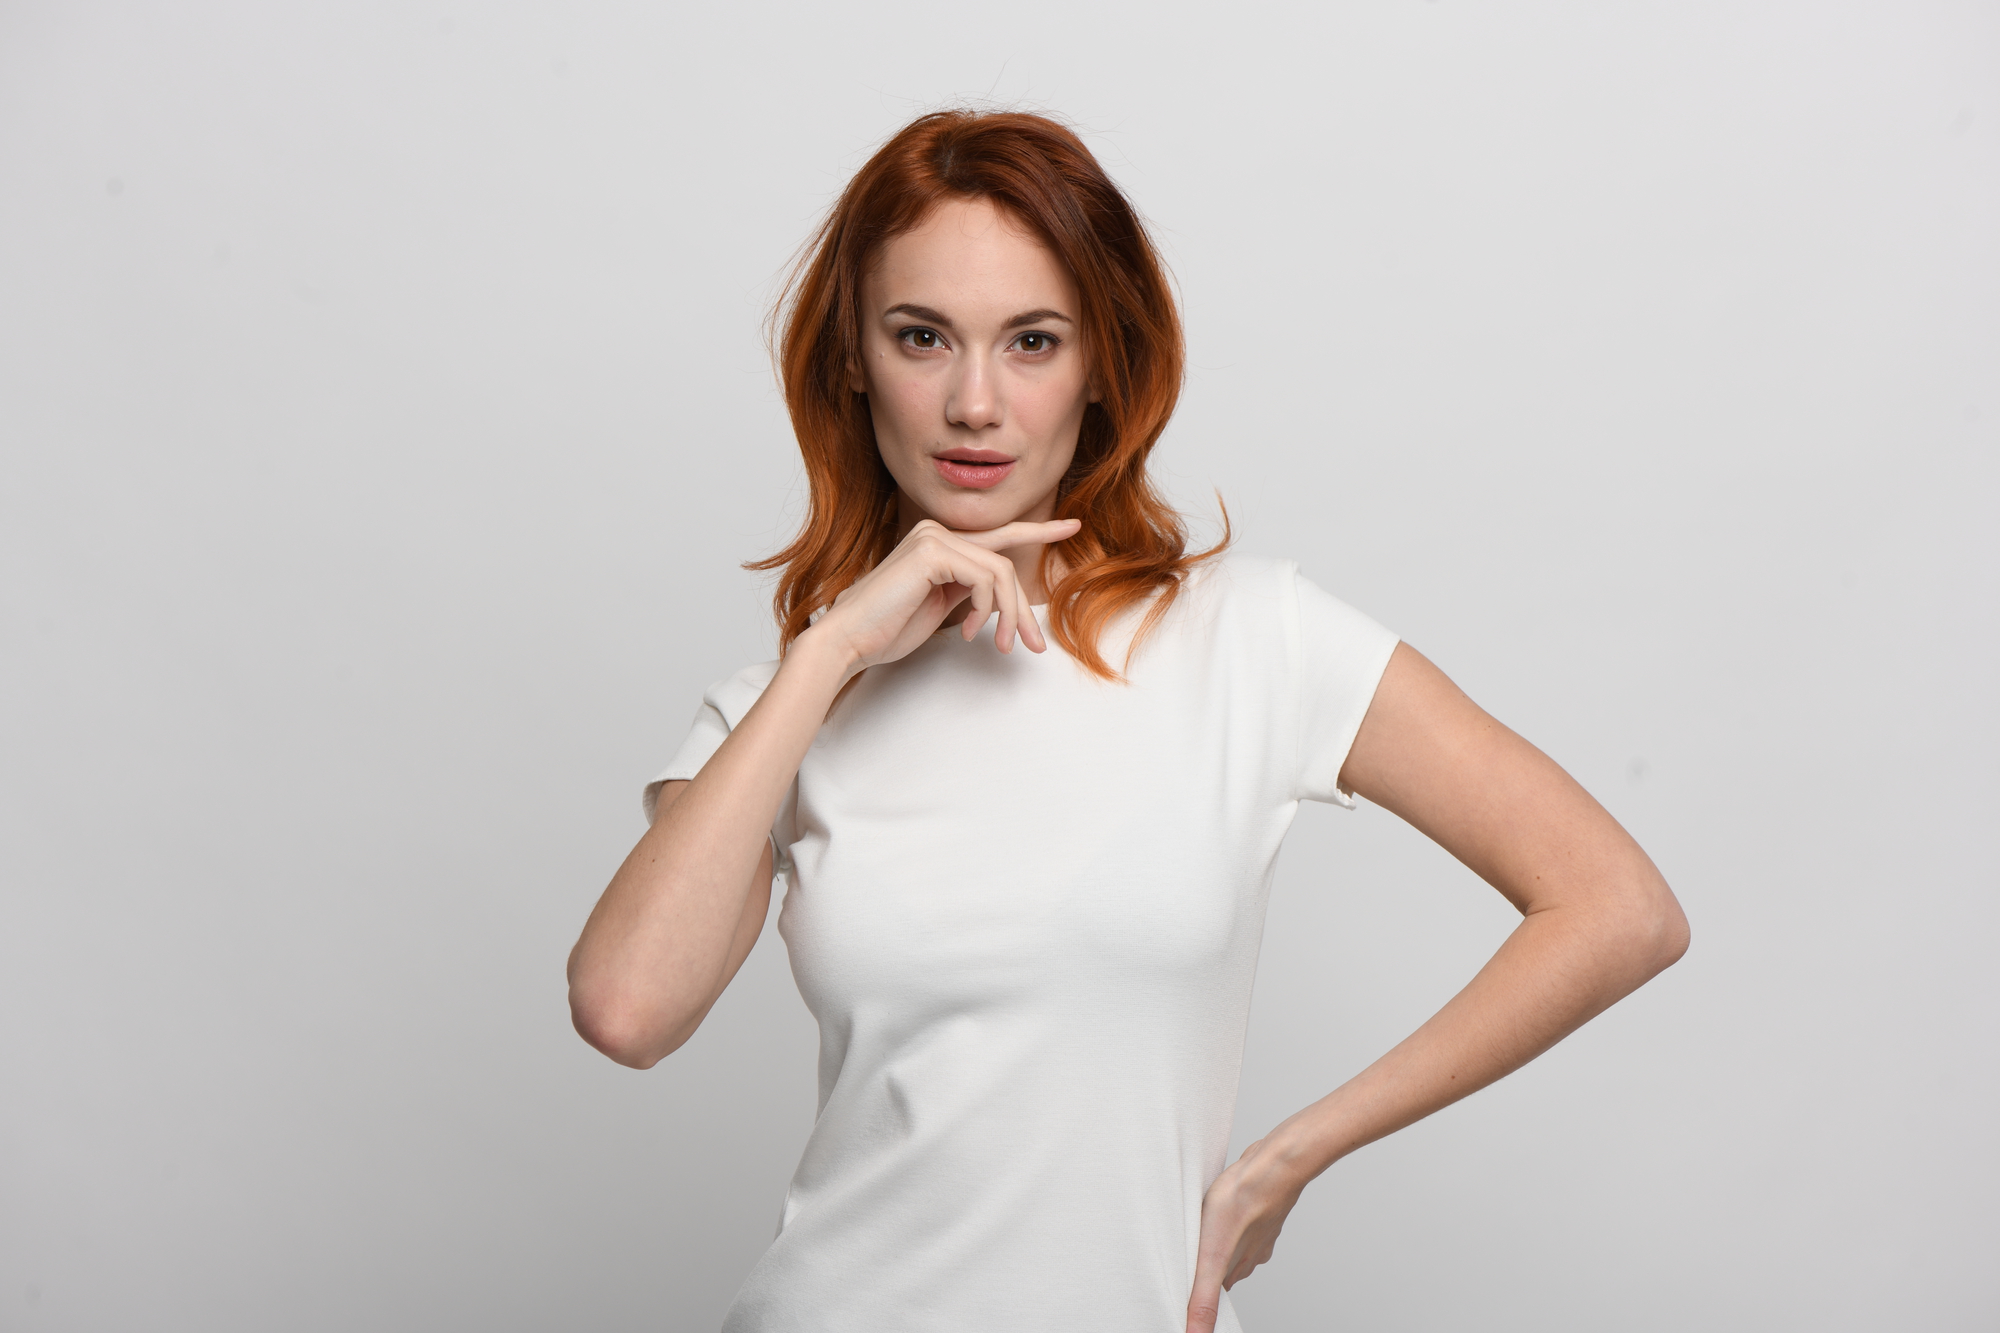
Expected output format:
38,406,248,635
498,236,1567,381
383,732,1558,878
855,196,1094,533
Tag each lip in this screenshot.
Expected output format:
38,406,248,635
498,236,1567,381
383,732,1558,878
932,451,1016,490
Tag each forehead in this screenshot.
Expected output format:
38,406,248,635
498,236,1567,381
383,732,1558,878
865,197,1077,308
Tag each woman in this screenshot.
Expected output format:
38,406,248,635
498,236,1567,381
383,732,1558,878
567,110,1688,1333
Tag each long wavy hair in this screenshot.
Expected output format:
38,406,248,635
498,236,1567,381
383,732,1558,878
749,109,1227,680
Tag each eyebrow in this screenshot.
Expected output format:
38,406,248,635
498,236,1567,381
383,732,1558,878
881,302,1076,330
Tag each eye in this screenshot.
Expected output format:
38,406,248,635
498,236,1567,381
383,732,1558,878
899,327,945,350
1013,331,1060,354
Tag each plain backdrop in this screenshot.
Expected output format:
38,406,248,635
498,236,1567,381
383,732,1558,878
2,3,1995,1330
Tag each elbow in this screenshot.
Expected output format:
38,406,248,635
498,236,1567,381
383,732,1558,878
1629,878,1690,978
1571,870,1688,987
1658,895,1691,968
567,988,693,1070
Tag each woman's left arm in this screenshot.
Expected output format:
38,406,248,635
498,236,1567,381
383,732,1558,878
1185,642,1690,1333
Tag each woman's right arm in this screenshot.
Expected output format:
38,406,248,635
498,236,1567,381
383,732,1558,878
566,631,857,1068
566,517,1078,1069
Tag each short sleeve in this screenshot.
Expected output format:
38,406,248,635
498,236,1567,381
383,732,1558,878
1290,565,1400,807
640,659,796,879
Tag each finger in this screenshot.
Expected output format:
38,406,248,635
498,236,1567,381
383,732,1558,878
941,546,1016,650
954,517,1081,553
957,560,996,642
1223,1248,1265,1290
1015,569,1047,654
936,581,972,617
990,553,1026,653
1184,1264,1226,1333
905,527,985,638
911,528,1025,651
928,525,1060,653
985,550,1023,652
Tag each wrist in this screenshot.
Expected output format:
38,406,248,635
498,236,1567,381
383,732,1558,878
1260,1109,1350,1189
785,622,865,687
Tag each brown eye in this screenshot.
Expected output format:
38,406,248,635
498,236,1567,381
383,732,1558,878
903,328,941,349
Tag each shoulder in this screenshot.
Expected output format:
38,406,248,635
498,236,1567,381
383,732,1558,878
698,658,782,730
1129,554,1301,672
1176,551,1294,608
1178,552,1396,655
1169,552,1301,634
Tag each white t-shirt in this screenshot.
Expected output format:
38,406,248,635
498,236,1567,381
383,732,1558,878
648,555,1398,1333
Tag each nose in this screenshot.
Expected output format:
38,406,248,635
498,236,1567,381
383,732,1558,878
945,353,1002,432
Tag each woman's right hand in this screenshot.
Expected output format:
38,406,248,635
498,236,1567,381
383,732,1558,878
567,513,1080,1069
805,517,1081,674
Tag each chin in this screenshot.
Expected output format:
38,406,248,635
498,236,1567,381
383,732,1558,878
924,493,1026,530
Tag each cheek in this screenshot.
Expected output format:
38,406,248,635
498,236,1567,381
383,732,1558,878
1018,371,1093,443
894,375,940,420
867,364,939,447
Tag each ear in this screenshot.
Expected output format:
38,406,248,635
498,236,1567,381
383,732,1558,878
846,353,867,396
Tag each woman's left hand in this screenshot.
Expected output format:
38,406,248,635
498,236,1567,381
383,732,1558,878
1184,1136,1307,1333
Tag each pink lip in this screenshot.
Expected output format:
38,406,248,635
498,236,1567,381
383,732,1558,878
933,452,1016,489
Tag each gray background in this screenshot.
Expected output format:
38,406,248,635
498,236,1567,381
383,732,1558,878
3,2,1995,1329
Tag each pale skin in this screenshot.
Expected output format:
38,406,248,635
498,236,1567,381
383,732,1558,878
567,197,1690,1331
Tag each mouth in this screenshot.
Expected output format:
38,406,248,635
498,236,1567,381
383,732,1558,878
932,449,1017,490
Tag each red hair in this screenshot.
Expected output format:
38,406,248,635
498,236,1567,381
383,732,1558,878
749,108,1227,680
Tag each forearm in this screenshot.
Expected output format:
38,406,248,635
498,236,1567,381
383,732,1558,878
1264,880,1685,1182
567,630,857,1062
1186,648,1689,1328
